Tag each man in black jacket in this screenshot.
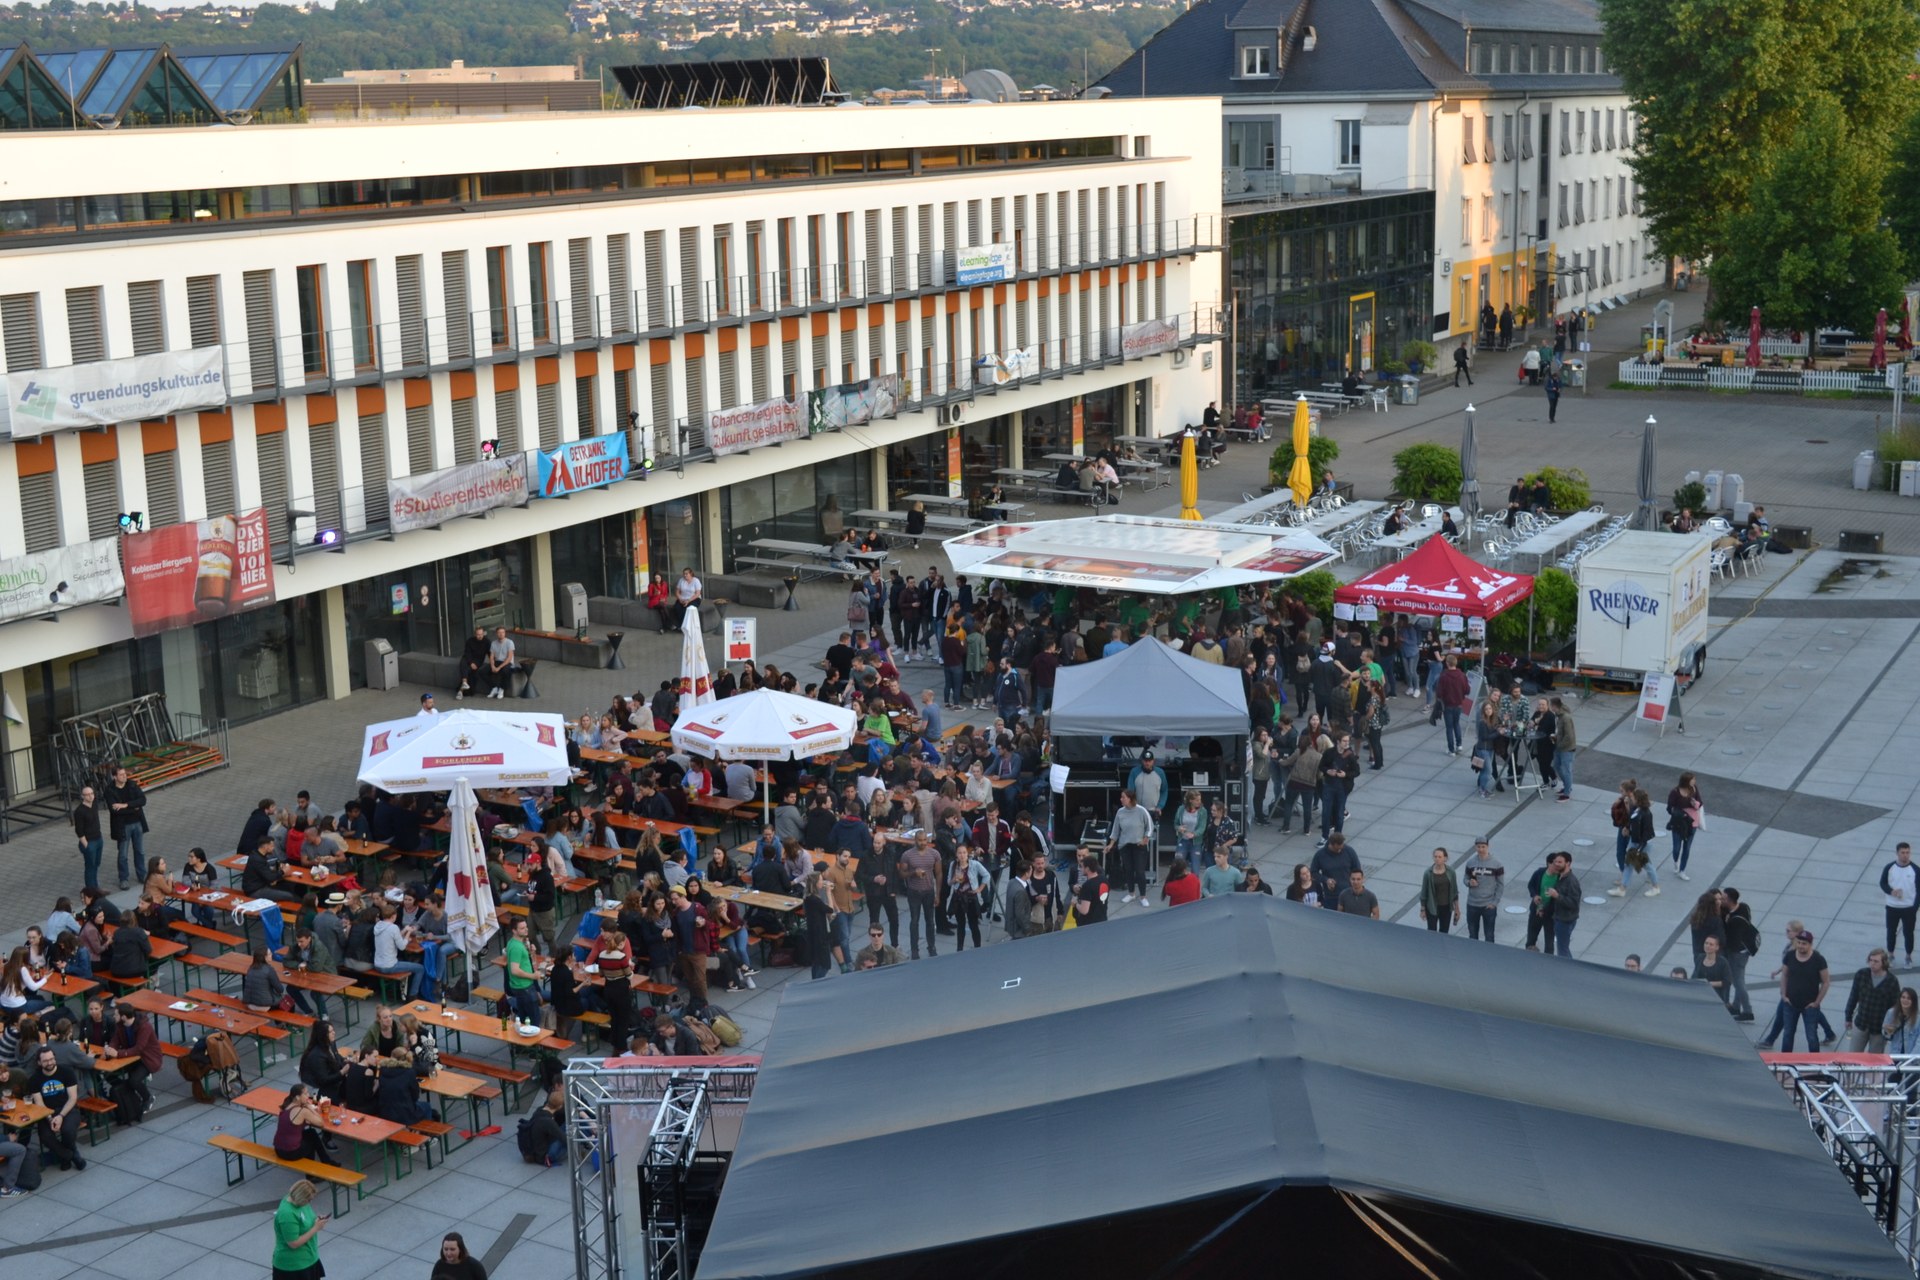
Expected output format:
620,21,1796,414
73,784,103,893
107,917,152,981
242,835,300,903
103,766,149,890
236,798,275,858
456,625,490,700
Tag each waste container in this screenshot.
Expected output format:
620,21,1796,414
1563,360,1586,388
1854,451,1877,491
1396,376,1420,406
364,639,398,691
1722,473,1745,507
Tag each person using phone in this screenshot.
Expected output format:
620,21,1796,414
271,1178,328,1280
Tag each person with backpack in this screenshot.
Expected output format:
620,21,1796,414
1721,887,1760,1022
520,1089,567,1167
106,1004,161,1121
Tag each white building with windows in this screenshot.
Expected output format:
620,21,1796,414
1101,0,1653,369
0,76,1221,806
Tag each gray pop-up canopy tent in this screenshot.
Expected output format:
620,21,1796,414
696,895,1910,1280
1048,637,1250,846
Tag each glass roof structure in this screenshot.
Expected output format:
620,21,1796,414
0,40,301,130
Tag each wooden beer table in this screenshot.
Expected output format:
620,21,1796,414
232,1085,402,1194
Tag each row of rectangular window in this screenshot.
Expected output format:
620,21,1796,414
0,136,1123,241
1471,40,1606,76
0,183,1184,378
1463,107,1631,165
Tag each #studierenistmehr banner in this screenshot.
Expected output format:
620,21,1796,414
1,348,227,438
388,453,529,533
122,509,276,639
1120,317,1180,360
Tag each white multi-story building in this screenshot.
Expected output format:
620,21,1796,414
0,64,1221,803
1101,0,1652,381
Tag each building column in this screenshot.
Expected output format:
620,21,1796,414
1009,410,1024,469
319,584,352,701
871,447,889,513
698,492,724,576
2,668,34,793
531,531,557,630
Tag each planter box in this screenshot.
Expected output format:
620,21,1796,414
1771,525,1812,550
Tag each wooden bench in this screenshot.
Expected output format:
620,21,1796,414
508,627,613,670
1660,365,1709,386
188,986,314,1053
439,1053,534,1109
341,965,411,1005
210,1133,366,1217
410,1117,459,1163
171,921,247,952
103,974,148,995
77,1095,119,1145
387,1126,434,1177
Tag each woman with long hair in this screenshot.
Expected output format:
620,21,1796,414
1609,788,1661,898
0,947,49,1016
433,1231,490,1280
1667,771,1705,880
1687,890,1725,961
299,1019,350,1098
1285,863,1319,906
273,1083,338,1166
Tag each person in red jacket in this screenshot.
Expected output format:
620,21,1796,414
1434,654,1472,756
645,573,672,633
1161,857,1202,906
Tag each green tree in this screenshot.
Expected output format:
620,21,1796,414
1887,110,1920,274
1705,98,1906,333
1391,443,1461,504
1600,0,1917,267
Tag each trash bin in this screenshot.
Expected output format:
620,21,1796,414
363,639,398,691
1396,376,1420,406
1854,450,1877,491
1563,360,1586,388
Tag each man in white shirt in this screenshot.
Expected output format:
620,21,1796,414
486,627,517,699
417,693,440,717
1882,842,1918,966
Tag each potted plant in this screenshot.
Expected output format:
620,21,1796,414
1379,358,1408,378
1402,340,1437,375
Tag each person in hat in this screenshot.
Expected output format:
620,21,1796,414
1124,751,1169,850
417,692,440,717
312,892,350,973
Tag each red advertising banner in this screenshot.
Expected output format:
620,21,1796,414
123,508,276,638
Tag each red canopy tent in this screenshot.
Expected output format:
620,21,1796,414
1335,535,1534,618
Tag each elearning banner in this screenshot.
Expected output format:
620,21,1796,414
709,397,805,459
2,348,226,437
954,242,1016,286
123,508,275,638
535,432,630,498
389,453,529,534
807,374,900,433
0,537,125,624
1120,317,1180,360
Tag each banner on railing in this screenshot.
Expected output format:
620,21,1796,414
1,348,227,438
389,453,529,534
536,432,630,498
123,509,275,638
977,346,1039,386
955,242,1016,287
1121,318,1180,360
0,537,124,624
807,374,900,433
709,397,805,458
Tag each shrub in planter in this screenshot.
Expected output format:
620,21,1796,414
1523,466,1592,511
1391,443,1462,503
1283,569,1339,621
1671,480,1707,514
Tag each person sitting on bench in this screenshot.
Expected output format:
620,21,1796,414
1341,371,1363,399
485,627,518,699
242,835,301,904
456,626,489,700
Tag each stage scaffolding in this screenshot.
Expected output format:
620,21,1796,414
1771,1059,1920,1272
565,1059,760,1280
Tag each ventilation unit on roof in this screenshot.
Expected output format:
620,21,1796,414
1303,26,1317,50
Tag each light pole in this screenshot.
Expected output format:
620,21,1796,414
1461,402,1477,549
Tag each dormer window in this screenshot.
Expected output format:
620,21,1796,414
1241,44,1273,77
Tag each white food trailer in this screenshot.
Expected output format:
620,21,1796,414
1574,532,1712,686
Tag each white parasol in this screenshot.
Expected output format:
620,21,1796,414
441,777,499,965
678,605,716,714
671,688,858,822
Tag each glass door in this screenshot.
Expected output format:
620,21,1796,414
1347,291,1376,373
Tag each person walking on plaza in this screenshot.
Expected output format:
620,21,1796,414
1338,868,1379,919
1435,656,1470,756
1452,340,1473,387
1609,788,1660,899
1666,772,1704,881
270,1179,327,1280
1309,833,1360,909
1317,734,1358,844
1550,697,1576,802
1721,887,1760,1021
897,832,942,959
1107,790,1153,908
71,784,102,894
1541,851,1581,957
1544,368,1562,423
1419,847,1461,933
1882,842,1917,966
1845,949,1901,1052
1462,839,1503,941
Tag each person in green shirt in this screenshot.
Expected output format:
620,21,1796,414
271,1179,326,1280
1529,858,1561,954
503,916,543,1024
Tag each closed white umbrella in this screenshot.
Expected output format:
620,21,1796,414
441,777,498,994
679,605,716,714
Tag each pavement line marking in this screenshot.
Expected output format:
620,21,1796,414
1646,616,1920,974
1385,784,1544,924
480,1211,538,1272
0,1197,282,1258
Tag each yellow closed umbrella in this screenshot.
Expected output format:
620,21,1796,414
1287,396,1314,507
1179,433,1201,521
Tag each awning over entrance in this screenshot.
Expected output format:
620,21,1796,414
941,514,1336,596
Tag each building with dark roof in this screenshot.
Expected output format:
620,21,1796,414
1100,0,1658,403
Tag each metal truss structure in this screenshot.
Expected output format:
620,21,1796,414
1771,1060,1920,1272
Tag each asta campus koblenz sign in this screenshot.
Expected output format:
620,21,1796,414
388,453,530,533
1,349,227,438
535,433,629,498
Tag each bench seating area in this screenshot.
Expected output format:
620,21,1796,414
210,1133,366,1217
507,627,612,669
440,1053,534,1109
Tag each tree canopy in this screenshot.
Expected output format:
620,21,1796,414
1599,0,1918,327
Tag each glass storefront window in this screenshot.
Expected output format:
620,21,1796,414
647,500,705,584
1227,191,1435,406
552,515,633,601
884,432,948,511
720,456,870,571
1081,386,1125,455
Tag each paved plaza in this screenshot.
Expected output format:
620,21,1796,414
2,286,1918,1275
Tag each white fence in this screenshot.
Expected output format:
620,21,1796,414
1619,357,1918,396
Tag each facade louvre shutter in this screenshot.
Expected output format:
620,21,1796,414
406,402,434,474
576,372,598,436
143,448,181,529
645,231,668,329
358,410,390,527
256,430,289,542
607,234,633,335
536,382,560,451
396,255,427,367
441,250,472,361
309,421,342,531
202,437,236,519
66,287,106,364
569,238,593,341
187,275,221,350
493,387,521,456
19,472,58,553
451,397,478,465
244,269,278,389
678,227,702,324
1,294,44,373
83,458,120,539
717,349,738,410
128,280,165,356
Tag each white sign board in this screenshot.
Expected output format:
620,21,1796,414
725,617,757,664
1467,616,1487,638
1440,614,1465,633
1636,671,1673,729
2,348,227,437
954,242,1016,286
0,537,125,623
